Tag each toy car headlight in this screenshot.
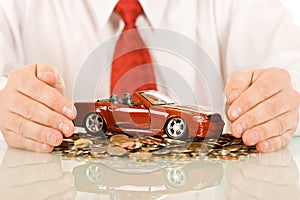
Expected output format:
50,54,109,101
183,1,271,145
193,115,205,122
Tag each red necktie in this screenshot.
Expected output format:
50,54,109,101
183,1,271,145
110,0,157,96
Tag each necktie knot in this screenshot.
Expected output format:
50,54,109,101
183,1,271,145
114,0,143,28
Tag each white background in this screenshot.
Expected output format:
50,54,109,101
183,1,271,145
281,0,300,26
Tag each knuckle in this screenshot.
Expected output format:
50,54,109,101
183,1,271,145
23,101,37,119
245,113,257,127
274,68,291,82
257,125,268,139
255,81,271,99
46,112,63,129
8,69,21,82
275,117,286,134
263,101,277,116
49,94,64,110
282,133,290,147
238,97,252,110
34,126,48,142
30,81,44,99
16,118,26,136
19,137,31,150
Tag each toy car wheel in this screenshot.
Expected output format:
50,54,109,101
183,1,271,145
83,112,106,134
165,118,188,140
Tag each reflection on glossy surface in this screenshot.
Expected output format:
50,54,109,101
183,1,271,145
0,148,76,200
1,141,300,199
73,158,224,199
72,147,300,200
225,148,300,200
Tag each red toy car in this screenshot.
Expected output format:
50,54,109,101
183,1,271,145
74,90,225,139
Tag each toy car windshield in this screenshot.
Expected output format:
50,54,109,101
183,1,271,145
140,91,175,105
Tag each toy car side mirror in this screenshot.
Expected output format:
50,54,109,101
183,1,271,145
134,101,145,108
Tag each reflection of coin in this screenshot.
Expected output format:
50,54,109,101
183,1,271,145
152,149,171,156
172,148,193,153
129,152,152,161
107,147,127,156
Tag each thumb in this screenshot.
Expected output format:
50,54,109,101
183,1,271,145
36,64,65,95
225,70,253,105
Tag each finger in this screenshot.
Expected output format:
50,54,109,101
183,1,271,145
36,64,65,95
256,130,295,153
36,64,58,87
4,162,63,186
8,65,76,120
242,110,299,146
2,148,54,167
1,110,65,145
225,70,253,104
230,88,298,138
2,129,54,153
227,68,290,122
7,91,74,137
12,172,74,200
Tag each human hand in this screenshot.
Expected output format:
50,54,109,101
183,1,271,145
0,64,76,152
226,68,300,152
0,148,76,200
226,148,300,200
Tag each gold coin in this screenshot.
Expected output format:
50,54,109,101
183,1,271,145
110,134,130,145
164,138,186,145
107,146,127,156
219,149,230,156
74,138,93,146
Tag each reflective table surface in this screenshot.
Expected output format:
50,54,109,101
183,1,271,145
1,135,300,200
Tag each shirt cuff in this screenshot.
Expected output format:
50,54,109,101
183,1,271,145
287,67,300,93
0,131,4,142
0,76,7,91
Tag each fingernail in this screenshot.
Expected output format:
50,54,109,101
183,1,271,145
248,131,258,144
263,142,270,152
59,122,70,135
63,105,76,119
231,106,242,119
37,71,58,80
48,133,57,146
235,122,246,135
228,91,240,103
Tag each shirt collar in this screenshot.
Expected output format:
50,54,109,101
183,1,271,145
97,0,168,28
140,0,169,27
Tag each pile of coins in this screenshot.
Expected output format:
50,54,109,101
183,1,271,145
53,130,259,162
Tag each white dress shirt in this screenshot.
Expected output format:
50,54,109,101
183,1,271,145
0,0,300,140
